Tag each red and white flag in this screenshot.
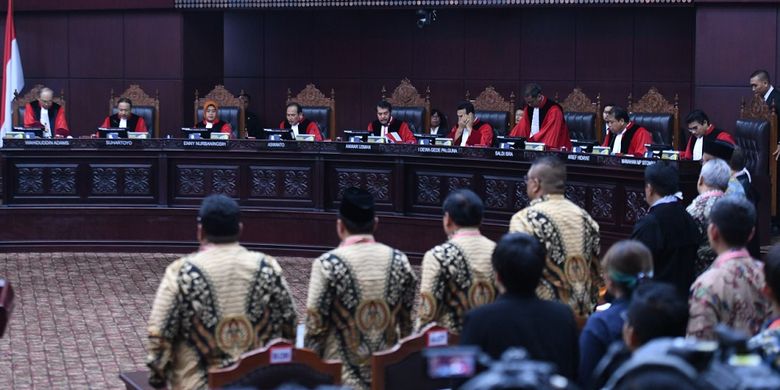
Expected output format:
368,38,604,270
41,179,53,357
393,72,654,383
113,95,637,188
0,0,23,146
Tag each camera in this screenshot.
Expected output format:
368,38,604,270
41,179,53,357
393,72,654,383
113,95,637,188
416,9,436,29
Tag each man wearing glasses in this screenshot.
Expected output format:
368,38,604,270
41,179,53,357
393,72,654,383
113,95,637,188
680,109,734,161
23,87,69,137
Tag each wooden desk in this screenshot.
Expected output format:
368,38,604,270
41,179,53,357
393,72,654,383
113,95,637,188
0,139,702,258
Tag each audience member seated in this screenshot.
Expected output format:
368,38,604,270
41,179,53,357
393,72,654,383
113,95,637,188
279,102,323,141
701,139,745,199
509,156,602,324
749,244,780,370
240,93,263,139
514,107,524,125
509,83,571,150
591,282,689,389
195,99,232,135
601,103,614,140
460,232,579,380
100,97,148,133
428,108,449,137
146,194,297,389
24,86,69,137
578,240,653,388
602,106,652,157
630,162,699,296
687,196,771,340
730,146,756,202
304,187,417,389
416,189,497,334
680,109,735,161
367,100,416,143
447,101,493,147
686,159,730,276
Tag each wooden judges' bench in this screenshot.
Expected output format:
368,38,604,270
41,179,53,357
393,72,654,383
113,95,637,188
0,139,701,258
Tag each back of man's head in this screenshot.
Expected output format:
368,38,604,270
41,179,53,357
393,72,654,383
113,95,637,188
644,162,679,196
625,282,688,347
339,187,376,234
491,233,546,295
699,158,731,191
764,245,780,304
199,194,241,243
729,146,746,172
531,156,566,194
443,189,484,227
709,195,756,248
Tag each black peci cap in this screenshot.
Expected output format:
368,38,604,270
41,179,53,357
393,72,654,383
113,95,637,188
339,187,375,224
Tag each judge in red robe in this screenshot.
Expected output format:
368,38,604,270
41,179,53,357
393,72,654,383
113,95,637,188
508,83,571,150
448,101,493,147
602,106,653,157
367,100,416,143
195,99,233,136
279,102,323,141
23,87,70,137
680,109,735,161
99,97,148,135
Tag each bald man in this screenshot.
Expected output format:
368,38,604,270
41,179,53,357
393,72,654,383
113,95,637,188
509,156,602,326
24,87,69,137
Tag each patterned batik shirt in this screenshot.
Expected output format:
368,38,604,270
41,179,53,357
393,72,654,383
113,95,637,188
688,249,771,340
748,318,780,370
685,190,724,276
509,194,603,320
304,235,417,390
416,228,497,334
146,243,297,390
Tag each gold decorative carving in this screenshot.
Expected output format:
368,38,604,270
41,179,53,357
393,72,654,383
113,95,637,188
741,93,774,122
628,87,678,114
110,84,159,109
287,84,335,107
560,88,598,114
382,78,430,107
469,86,514,113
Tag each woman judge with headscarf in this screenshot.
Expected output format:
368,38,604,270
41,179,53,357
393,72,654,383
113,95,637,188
196,99,233,136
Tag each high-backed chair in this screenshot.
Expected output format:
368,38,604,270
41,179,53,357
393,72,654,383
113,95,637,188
110,84,160,138
371,324,461,390
381,78,431,134
208,339,342,389
466,86,515,137
194,85,245,138
287,84,336,140
12,84,66,127
627,87,680,149
558,88,601,143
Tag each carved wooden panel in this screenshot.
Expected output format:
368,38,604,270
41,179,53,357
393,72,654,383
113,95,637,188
125,167,152,195
468,86,514,113
92,167,119,194
334,168,392,202
89,165,153,196
50,167,77,195
17,167,44,194
447,176,473,192
177,167,206,196
624,189,649,224
15,164,78,196
515,180,529,210
382,78,430,108
629,87,677,114
283,170,311,198
287,84,335,109
485,178,511,209
560,88,599,114
591,186,615,221
250,168,278,197
415,174,441,205
565,184,588,210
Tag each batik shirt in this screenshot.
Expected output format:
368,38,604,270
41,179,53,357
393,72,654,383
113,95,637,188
688,249,770,340
509,194,602,319
146,243,297,389
304,235,417,390
417,228,497,334
685,190,724,276
748,318,780,369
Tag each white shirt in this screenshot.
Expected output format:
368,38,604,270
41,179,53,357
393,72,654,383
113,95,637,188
765,85,775,102
381,125,388,137
119,118,128,129
460,128,471,147
530,107,540,137
612,128,627,155
291,123,299,136
40,107,51,137
205,121,213,129
430,126,439,135
693,136,704,160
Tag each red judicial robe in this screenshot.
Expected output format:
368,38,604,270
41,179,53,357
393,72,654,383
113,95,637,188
24,101,70,137
196,120,232,136
680,125,735,160
100,114,148,133
447,119,494,147
367,117,416,143
602,122,653,157
509,96,571,150
279,118,323,141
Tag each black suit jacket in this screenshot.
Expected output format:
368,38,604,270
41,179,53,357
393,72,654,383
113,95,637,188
766,88,779,114
460,292,579,379
630,201,699,295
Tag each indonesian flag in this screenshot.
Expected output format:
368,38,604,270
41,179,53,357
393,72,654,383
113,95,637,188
0,0,23,146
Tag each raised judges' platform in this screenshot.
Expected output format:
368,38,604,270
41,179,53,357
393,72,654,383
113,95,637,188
0,139,699,259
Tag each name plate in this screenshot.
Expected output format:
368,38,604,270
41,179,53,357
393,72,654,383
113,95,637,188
566,153,593,162
620,158,655,167
493,149,518,159
524,142,545,151
256,141,300,151
416,145,461,155
181,139,229,149
340,143,380,152
22,139,71,148
97,139,143,149
592,146,610,155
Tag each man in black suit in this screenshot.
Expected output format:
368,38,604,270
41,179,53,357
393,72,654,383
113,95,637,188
630,162,699,296
460,232,578,380
750,69,779,113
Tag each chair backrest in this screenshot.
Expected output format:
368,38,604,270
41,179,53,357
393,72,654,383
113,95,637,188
12,84,66,127
371,324,460,390
0,278,13,338
382,78,431,134
194,85,245,138
627,87,680,149
466,86,515,137
208,339,342,389
110,84,160,138
738,93,778,217
559,88,601,143
287,84,336,140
